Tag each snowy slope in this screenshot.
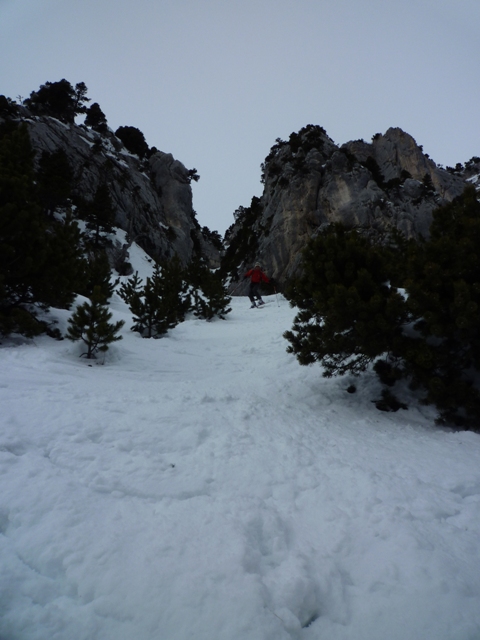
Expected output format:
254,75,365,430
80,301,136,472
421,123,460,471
1,261,480,639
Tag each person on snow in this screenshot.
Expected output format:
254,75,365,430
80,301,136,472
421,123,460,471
244,263,269,308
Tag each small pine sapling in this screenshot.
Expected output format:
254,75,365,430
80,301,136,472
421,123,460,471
66,286,124,359
81,249,116,303
120,258,188,338
204,271,232,320
118,271,143,307
187,259,231,320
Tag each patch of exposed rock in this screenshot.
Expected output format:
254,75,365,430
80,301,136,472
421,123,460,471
12,106,219,269
223,125,468,291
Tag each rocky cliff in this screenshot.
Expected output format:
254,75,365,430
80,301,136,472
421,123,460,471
224,125,476,290
3,104,219,270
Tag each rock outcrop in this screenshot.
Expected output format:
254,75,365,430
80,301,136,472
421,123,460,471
224,126,470,290
7,105,219,269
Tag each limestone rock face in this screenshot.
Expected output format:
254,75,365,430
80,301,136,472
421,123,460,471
345,128,463,201
15,107,218,267
224,126,468,289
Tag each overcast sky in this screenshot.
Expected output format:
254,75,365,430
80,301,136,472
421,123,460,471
1,0,479,234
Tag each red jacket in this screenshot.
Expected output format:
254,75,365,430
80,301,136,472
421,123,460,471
245,267,269,284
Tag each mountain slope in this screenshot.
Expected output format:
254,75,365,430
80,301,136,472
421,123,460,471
0,99,219,268
1,254,480,639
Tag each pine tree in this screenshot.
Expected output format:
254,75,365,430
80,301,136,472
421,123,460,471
405,186,480,426
72,82,89,116
35,213,87,309
137,266,174,337
0,95,18,117
36,148,74,215
157,255,191,322
66,286,124,359
85,102,108,133
80,183,116,248
284,192,480,429
120,259,188,338
0,122,84,336
118,271,143,306
284,224,407,376
187,259,231,320
114,126,149,158
0,123,46,324
24,79,89,123
81,248,116,304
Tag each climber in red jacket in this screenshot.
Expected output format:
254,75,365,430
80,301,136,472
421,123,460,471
244,263,269,308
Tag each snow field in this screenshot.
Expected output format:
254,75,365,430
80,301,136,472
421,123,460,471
1,287,480,640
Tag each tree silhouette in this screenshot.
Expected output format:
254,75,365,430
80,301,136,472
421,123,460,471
0,122,84,336
85,102,108,133
25,79,90,123
115,126,149,158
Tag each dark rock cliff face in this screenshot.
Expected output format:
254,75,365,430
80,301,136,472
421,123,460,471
9,106,219,268
224,126,470,291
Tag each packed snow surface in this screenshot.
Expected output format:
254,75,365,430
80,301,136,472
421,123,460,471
1,269,480,639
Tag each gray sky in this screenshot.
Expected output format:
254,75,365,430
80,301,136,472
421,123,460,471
1,0,479,234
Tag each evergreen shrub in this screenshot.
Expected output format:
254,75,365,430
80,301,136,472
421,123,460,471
24,80,89,124
0,122,85,337
284,187,480,429
66,286,124,359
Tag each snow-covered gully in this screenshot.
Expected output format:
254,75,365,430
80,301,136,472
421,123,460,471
1,283,480,639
